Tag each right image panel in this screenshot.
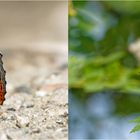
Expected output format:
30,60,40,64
69,1,140,139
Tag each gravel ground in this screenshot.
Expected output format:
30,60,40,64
0,48,68,140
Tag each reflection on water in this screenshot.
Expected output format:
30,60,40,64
69,92,140,139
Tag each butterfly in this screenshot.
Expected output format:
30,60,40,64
0,53,6,105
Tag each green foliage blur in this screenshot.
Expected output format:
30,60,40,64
69,1,140,133
69,1,140,94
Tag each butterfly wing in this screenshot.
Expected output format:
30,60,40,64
0,53,6,105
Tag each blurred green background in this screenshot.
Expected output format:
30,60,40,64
69,1,140,139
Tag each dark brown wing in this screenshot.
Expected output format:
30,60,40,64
0,53,6,105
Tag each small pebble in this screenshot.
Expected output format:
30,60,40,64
16,115,30,128
35,90,46,97
31,128,40,134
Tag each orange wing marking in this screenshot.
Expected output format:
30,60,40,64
0,80,4,105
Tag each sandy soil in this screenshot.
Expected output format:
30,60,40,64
0,48,68,140
0,2,68,139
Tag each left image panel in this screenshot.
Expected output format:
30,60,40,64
0,1,68,140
